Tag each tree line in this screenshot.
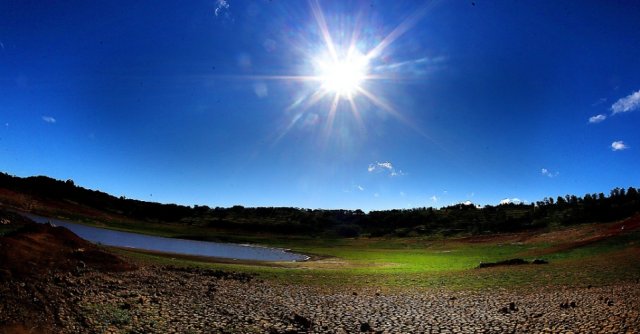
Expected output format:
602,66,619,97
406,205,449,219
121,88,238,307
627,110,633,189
1,173,638,237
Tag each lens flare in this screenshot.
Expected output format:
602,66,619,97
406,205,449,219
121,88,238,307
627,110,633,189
229,1,436,145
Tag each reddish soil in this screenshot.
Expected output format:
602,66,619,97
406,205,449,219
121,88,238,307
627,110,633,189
0,220,134,279
459,215,640,252
0,211,134,333
522,215,640,256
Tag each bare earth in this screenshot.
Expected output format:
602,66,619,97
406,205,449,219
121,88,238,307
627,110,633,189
1,264,639,334
1,216,639,333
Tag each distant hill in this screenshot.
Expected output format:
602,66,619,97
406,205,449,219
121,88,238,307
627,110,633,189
1,172,638,238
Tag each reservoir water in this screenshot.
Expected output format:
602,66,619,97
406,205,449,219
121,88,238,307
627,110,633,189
24,213,309,262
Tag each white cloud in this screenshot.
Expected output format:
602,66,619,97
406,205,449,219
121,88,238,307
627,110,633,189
541,168,559,178
611,140,628,151
588,114,606,123
611,89,640,114
41,116,56,124
378,162,393,170
430,195,438,203
500,198,522,205
373,193,380,198
461,200,473,206
368,161,405,176
357,185,364,191
214,0,230,17
592,97,607,106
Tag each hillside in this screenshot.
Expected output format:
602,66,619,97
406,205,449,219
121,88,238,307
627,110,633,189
1,172,639,239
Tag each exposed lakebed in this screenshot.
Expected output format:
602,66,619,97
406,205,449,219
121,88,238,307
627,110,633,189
23,213,309,262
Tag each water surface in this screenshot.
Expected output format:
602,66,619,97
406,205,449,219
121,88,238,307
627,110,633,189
24,213,309,262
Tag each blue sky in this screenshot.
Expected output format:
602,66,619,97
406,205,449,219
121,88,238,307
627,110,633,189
1,0,639,211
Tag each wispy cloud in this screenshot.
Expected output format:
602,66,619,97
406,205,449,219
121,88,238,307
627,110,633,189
214,0,230,17
41,116,56,124
373,56,447,75
541,168,559,178
343,184,365,193
611,89,640,115
588,114,606,123
591,97,607,107
611,140,628,151
430,195,438,203
368,161,405,176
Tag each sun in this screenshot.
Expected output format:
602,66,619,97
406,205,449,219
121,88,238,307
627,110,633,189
317,53,369,97
240,0,433,143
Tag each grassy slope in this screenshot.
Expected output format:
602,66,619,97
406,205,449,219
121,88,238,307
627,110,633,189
113,227,640,290
3,191,639,290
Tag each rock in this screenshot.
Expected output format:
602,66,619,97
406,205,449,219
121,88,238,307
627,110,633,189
478,258,528,268
509,302,517,311
360,322,372,332
292,313,312,329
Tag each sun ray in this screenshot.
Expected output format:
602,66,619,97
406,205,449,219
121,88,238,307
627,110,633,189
356,86,445,149
347,93,366,134
285,95,309,113
302,89,331,112
323,93,341,141
229,2,440,148
310,0,338,62
355,86,403,120
271,112,304,147
366,2,434,60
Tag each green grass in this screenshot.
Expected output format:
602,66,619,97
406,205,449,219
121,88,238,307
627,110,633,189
7,197,639,291
111,229,640,290
30,208,639,290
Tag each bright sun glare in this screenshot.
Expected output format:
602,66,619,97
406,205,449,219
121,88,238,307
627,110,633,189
249,0,430,142
318,54,369,97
